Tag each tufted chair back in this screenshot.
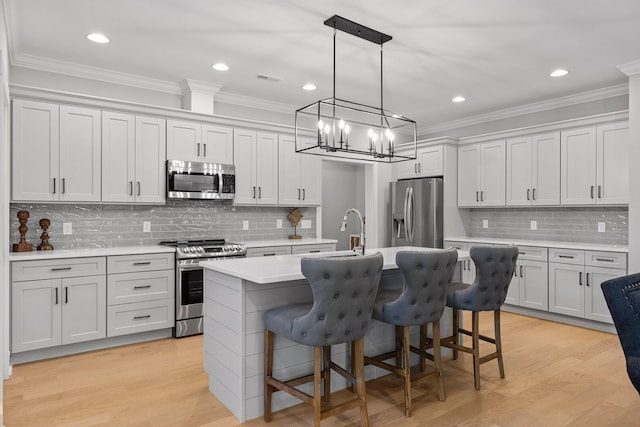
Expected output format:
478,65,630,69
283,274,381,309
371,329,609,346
449,245,518,311
377,249,458,326
290,252,384,347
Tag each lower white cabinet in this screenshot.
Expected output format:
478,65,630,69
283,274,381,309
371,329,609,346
246,246,292,257
290,243,337,255
444,240,477,283
11,259,107,353
246,243,337,258
505,246,548,311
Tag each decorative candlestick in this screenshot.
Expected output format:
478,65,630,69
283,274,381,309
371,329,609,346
37,218,54,251
12,210,33,252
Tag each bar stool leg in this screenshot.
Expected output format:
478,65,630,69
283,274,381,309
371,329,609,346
419,324,427,372
432,319,445,401
264,329,274,422
472,311,481,390
313,346,322,427
353,337,370,427
401,326,412,417
452,308,460,360
395,325,403,372
495,309,505,378
323,346,331,403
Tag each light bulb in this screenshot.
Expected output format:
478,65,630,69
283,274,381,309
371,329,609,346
372,133,378,142
338,119,345,129
324,124,330,134
318,120,324,130
344,124,351,135
368,129,374,138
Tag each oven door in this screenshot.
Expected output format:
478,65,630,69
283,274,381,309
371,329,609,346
176,263,204,321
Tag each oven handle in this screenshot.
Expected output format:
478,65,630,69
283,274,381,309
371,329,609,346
177,263,204,271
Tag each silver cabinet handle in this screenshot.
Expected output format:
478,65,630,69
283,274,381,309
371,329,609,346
598,185,602,199
203,143,207,158
263,253,276,256
133,285,152,289
520,265,523,277
54,287,59,305
302,189,305,200
596,257,614,262
62,178,66,194
137,181,141,196
53,178,56,194
65,287,69,304
558,255,574,259
258,186,262,199
309,250,321,253
586,272,590,287
51,267,72,271
476,191,479,202
133,261,152,266
253,186,256,199
129,181,133,196
532,188,536,200
133,315,151,320
579,271,583,286
481,191,484,202
414,163,417,174
298,189,301,200
527,189,530,200
197,143,200,157
590,185,594,199
418,163,421,173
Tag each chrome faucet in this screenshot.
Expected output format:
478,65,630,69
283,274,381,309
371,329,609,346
339,208,365,255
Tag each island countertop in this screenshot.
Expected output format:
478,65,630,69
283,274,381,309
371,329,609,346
200,246,470,284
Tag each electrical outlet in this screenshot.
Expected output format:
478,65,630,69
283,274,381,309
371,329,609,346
530,220,537,230
482,219,488,229
143,221,151,233
276,219,282,229
598,222,606,233
62,222,72,235
243,220,249,230
301,220,312,229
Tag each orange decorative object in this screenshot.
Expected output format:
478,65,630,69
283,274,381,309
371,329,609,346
13,210,33,252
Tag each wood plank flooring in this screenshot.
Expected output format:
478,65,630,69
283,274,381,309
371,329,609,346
5,312,639,426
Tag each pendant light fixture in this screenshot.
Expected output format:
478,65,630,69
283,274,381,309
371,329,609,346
295,15,417,163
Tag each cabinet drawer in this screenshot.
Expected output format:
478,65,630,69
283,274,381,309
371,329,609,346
107,253,174,274
585,251,627,270
548,248,584,265
517,246,548,262
107,299,174,337
12,257,106,281
291,244,336,255
246,246,292,258
108,270,175,305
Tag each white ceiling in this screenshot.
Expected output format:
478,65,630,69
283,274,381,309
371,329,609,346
5,0,640,129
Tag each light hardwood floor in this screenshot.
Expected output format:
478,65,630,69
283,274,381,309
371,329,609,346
5,312,639,426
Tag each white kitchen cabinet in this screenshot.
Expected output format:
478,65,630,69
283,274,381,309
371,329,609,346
457,141,505,207
234,129,278,205
278,134,321,206
505,246,548,310
549,248,625,323
560,123,628,205
395,145,443,180
12,100,101,202
167,120,233,164
11,258,107,353
290,243,337,254
246,246,292,257
102,112,166,203
443,240,476,284
506,132,560,206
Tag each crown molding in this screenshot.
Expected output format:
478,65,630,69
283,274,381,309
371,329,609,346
618,60,640,77
180,78,222,95
214,91,296,115
419,84,629,135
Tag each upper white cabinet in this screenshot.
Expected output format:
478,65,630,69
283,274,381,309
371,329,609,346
12,100,101,202
166,120,233,164
234,129,278,205
278,134,321,206
458,141,505,207
560,123,628,205
395,145,443,180
102,112,166,203
506,132,560,206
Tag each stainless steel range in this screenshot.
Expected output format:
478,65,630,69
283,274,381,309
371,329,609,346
160,239,246,337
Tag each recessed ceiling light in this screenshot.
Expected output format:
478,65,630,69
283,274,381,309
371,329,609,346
86,33,109,44
212,63,230,71
302,83,317,91
550,69,569,77
452,96,466,103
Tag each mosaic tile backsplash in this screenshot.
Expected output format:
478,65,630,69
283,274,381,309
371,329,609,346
468,207,628,246
10,201,316,249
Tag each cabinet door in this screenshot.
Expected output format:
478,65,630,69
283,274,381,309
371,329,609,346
299,137,321,206
256,131,279,204
417,145,443,177
480,140,506,206
12,279,62,352
135,116,166,204
61,275,107,345
102,111,135,202
202,124,233,164
12,99,60,201
505,273,520,306
59,105,101,202
596,122,628,205
233,129,257,204
532,132,560,205
278,134,302,205
166,120,201,162
395,158,417,180
506,136,532,206
549,263,584,317
561,127,596,205
520,260,548,310
457,144,481,207
584,267,620,324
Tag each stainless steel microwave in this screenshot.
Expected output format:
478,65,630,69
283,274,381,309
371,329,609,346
167,160,235,200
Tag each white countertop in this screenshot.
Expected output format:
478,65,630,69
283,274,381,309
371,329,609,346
200,246,470,284
9,245,175,261
444,237,628,253
240,238,338,248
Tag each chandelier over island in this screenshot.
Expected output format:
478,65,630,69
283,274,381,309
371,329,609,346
295,15,417,163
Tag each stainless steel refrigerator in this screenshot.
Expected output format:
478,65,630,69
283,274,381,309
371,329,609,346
390,177,443,248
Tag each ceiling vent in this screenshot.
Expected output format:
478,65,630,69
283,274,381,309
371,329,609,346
256,74,282,83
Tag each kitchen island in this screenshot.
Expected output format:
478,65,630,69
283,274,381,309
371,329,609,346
200,246,470,422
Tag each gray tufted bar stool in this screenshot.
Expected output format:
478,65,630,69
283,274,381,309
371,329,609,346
364,249,458,417
440,245,518,390
263,252,384,427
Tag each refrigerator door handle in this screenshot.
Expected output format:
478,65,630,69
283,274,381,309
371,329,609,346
403,186,410,242
407,186,415,244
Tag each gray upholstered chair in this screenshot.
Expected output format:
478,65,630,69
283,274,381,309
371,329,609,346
364,249,458,417
440,245,518,390
263,252,384,427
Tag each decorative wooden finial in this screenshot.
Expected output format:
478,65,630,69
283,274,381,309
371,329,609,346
13,210,33,252
37,218,53,251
